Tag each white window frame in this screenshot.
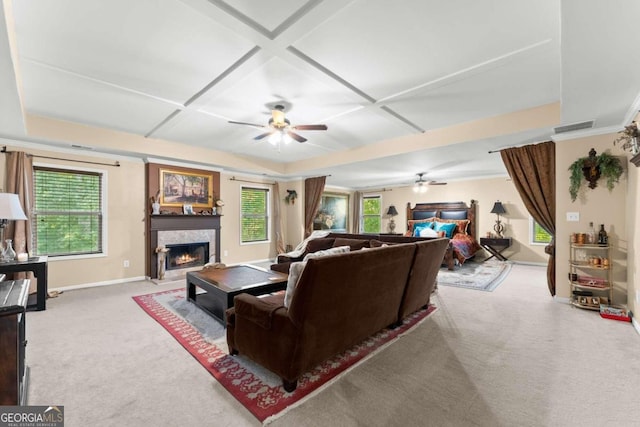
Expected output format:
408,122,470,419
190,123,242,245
239,185,271,245
32,162,108,261
361,194,382,234
529,216,552,246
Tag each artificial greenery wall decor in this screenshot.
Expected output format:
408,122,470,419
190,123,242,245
568,148,623,202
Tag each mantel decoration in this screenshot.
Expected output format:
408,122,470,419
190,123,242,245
613,121,640,155
285,189,298,205
213,198,224,215
568,148,623,202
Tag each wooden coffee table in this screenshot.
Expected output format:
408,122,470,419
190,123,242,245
186,264,288,324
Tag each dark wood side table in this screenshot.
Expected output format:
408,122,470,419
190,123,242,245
0,257,48,311
480,237,512,261
0,279,30,405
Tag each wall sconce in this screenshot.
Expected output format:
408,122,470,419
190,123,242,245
386,205,399,233
490,201,506,238
0,193,28,262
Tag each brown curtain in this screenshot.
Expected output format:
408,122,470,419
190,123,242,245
351,191,362,233
5,151,36,293
304,176,326,238
273,181,286,254
500,141,556,295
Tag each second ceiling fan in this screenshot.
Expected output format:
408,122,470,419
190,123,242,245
228,105,327,143
413,172,447,193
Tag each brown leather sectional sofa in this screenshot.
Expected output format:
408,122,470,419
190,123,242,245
226,237,449,392
270,232,454,273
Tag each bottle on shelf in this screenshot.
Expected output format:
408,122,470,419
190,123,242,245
598,224,608,245
587,222,596,244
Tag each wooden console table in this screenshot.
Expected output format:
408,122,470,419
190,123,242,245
0,257,48,311
480,237,512,261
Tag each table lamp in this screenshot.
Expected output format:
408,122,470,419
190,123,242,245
386,205,399,233
0,193,28,262
490,201,506,238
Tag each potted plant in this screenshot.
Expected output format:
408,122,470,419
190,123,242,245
568,148,623,202
613,121,639,155
285,190,297,205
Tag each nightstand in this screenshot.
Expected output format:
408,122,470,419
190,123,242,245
480,237,512,261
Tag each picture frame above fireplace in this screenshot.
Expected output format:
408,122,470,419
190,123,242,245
160,169,214,208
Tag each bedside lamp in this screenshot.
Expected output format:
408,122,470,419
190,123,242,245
386,205,399,233
0,193,28,262
490,201,507,238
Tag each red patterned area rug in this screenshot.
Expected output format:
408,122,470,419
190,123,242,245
133,288,437,424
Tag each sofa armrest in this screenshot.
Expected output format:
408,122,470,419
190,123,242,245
233,293,286,330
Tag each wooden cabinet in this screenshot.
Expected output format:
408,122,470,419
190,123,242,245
569,242,612,310
0,279,29,405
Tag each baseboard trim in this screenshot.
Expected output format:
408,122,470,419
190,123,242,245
632,316,640,336
512,261,547,267
55,276,148,292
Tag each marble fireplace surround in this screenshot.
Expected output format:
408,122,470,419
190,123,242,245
148,215,221,281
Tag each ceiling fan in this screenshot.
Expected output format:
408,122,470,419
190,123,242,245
413,172,447,193
228,105,328,143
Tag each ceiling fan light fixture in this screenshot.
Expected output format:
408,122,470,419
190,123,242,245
268,132,280,145
282,132,292,144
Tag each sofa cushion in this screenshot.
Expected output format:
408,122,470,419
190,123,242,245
303,245,350,262
333,238,370,250
285,246,351,308
306,237,336,253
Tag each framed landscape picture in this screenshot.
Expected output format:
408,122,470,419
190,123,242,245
160,169,213,208
313,193,349,232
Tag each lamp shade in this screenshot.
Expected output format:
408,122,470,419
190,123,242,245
0,193,27,220
386,205,399,216
490,201,506,215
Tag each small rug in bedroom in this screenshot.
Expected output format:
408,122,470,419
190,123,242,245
437,259,512,291
132,288,437,424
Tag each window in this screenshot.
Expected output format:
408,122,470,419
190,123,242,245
241,187,270,243
530,217,552,245
33,166,105,257
362,195,381,233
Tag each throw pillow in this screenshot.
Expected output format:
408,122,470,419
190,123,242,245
412,222,434,237
407,218,437,234
418,226,439,238
284,261,307,308
436,218,470,235
303,245,350,262
434,222,457,238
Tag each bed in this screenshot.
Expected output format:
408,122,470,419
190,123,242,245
406,200,482,267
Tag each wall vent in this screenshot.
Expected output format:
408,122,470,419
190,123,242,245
553,120,594,134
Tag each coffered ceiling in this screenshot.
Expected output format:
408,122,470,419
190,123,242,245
2,0,640,189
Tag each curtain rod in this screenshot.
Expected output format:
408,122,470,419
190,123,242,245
229,176,275,185
488,140,553,154
1,146,121,167
360,188,393,193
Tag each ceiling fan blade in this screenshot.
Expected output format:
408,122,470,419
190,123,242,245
287,131,307,143
291,124,328,131
428,181,447,185
229,120,267,129
254,131,275,141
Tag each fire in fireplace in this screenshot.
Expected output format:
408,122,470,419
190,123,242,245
165,242,209,271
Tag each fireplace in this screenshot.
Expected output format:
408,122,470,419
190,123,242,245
166,242,209,271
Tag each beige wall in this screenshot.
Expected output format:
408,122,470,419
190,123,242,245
1,143,146,289
627,151,639,318
556,134,628,303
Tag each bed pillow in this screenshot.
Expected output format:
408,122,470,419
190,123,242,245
284,261,307,308
434,222,457,238
412,222,434,237
418,226,439,238
436,218,470,235
407,218,437,234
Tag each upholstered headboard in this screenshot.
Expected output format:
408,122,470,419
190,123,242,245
406,200,477,237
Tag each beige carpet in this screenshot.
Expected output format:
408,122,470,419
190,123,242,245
25,264,640,426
